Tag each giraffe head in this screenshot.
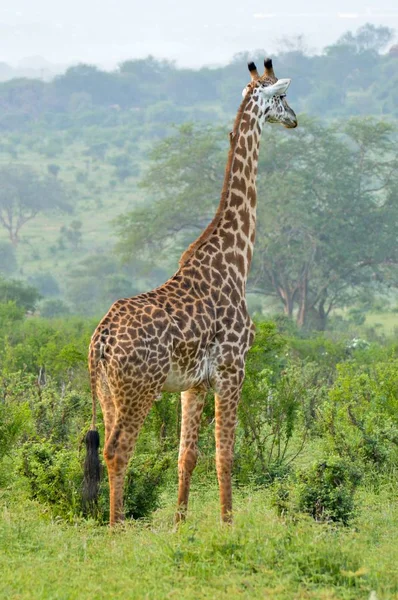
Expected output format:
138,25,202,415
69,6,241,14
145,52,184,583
242,58,297,129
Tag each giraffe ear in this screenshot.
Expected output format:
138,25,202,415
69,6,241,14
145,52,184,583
242,86,249,98
264,78,291,97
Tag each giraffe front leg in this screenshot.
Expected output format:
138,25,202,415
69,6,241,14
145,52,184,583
175,387,206,525
214,381,242,524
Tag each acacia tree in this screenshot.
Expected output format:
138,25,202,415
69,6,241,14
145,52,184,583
252,117,398,328
0,165,71,245
114,123,227,264
115,118,398,329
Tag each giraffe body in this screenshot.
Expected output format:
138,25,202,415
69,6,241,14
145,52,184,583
86,59,297,525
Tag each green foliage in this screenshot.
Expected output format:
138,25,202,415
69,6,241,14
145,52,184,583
0,301,25,328
236,322,328,484
322,360,398,470
288,334,348,373
114,122,227,264
0,164,71,244
65,254,140,315
0,390,31,459
28,272,60,297
0,371,33,484
0,276,41,311
296,458,361,525
39,298,70,318
124,453,172,520
0,241,17,275
0,315,94,381
21,441,84,518
58,220,83,250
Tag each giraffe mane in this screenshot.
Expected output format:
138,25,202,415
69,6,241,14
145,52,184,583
178,83,256,267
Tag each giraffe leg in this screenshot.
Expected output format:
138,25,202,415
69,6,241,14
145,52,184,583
97,379,116,444
175,387,206,524
215,385,241,524
104,395,154,526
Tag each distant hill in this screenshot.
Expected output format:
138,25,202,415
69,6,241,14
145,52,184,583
0,23,397,134
0,58,67,82
0,23,397,315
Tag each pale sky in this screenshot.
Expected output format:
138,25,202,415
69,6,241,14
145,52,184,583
1,0,397,68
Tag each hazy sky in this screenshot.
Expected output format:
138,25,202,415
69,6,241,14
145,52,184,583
1,0,398,68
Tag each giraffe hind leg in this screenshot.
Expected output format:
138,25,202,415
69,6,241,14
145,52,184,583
103,392,155,526
175,387,206,525
97,388,116,444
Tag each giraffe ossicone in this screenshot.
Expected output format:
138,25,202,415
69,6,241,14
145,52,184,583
84,59,297,526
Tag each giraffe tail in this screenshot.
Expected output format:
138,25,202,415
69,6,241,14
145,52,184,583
83,351,101,512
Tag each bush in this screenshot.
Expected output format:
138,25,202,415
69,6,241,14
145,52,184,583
0,276,41,311
296,458,361,525
0,389,31,485
124,452,172,519
21,439,172,522
39,299,70,318
237,323,327,485
0,301,25,328
28,273,60,297
21,441,84,518
0,241,17,275
322,360,398,470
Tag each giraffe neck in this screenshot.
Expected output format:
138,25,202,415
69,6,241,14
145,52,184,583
179,94,263,292
213,109,262,285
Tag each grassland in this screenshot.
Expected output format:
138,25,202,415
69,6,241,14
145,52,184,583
1,482,397,600
0,132,146,283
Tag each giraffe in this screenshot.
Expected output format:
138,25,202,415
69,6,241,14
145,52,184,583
84,59,297,526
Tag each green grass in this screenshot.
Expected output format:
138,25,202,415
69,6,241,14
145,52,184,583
0,138,145,283
1,484,397,599
365,312,398,336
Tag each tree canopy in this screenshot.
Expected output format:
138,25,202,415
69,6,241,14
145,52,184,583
0,165,71,245
0,24,398,134
115,117,398,329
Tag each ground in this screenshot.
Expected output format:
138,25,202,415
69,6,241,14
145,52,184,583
1,483,397,599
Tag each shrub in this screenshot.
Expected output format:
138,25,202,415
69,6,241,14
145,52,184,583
21,439,172,522
39,299,70,318
0,276,41,311
21,441,84,518
0,388,31,485
322,360,398,470
236,322,328,484
296,458,361,525
124,452,172,519
0,241,17,275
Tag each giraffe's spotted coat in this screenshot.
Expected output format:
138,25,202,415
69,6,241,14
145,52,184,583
88,59,297,525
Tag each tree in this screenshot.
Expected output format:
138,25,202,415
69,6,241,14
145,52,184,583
335,24,394,54
251,117,398,328
65,254,140,315
0,276,41,311
0,241,17,275
47,164,60,177
114,123,227,266
0,165,71,245
114,118,398,329
58,220,83,250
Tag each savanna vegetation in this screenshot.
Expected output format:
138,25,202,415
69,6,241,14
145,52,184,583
0,22,398,600
1,289,398,598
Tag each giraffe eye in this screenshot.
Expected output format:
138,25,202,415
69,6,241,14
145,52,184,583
280,94,286,99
